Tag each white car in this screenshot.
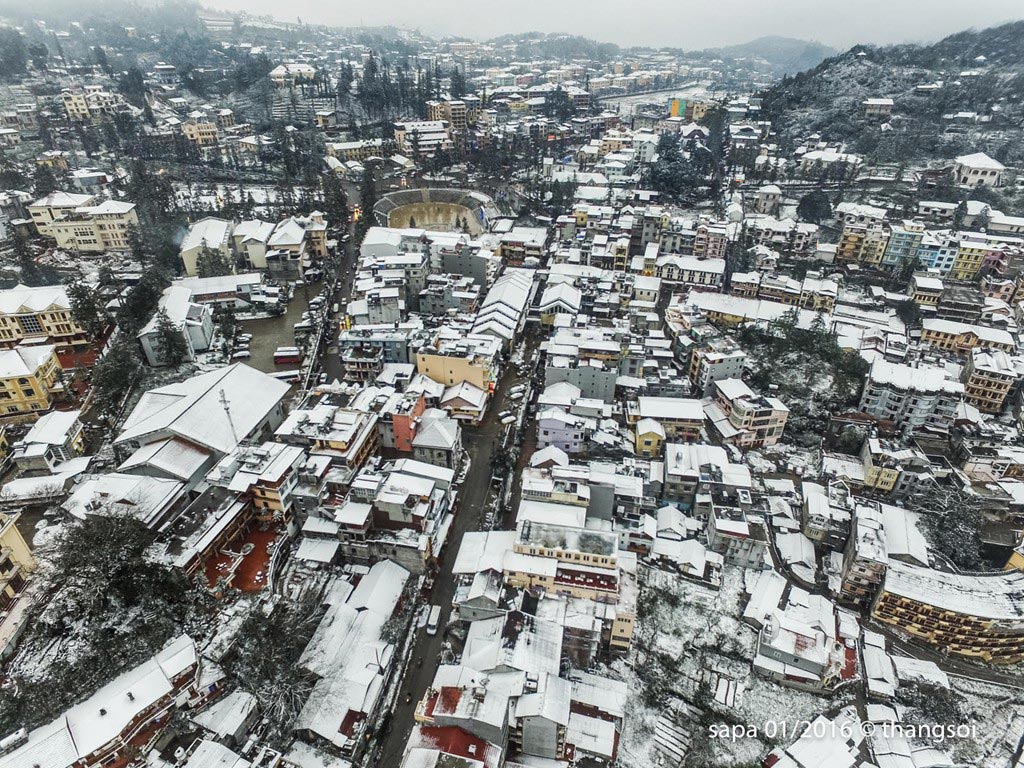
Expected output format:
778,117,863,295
508,391,524,402
501,415,516,425
231,350,251,360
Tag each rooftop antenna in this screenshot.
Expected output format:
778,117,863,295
219,388,238,444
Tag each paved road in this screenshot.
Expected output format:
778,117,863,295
372,367,517,767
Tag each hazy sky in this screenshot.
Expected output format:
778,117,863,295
212,0,1023,49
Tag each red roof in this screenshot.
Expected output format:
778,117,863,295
413,725,498,768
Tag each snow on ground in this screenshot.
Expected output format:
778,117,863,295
744,450,776,474
944,676,1024,767
622,563,848,766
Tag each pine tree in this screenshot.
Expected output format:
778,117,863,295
154,308,189,366
33,163,58,197
66,280,108,340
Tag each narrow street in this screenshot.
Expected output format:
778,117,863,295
371,365,518,768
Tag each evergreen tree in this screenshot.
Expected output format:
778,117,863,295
33,163,59,197
0,29,27,78
118,66,148,108
66,280,108,340
27,41,48,70
796,190,832,224
952,200,967,231
356,164,378,244
93,45,111,74
89,339,142,414
195,245,233,278
322,173,349,233
449,65,466,99
13,231,58,286
154,308,189,366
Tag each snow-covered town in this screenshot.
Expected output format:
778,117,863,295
1,3,1024,768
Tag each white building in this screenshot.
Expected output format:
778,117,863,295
954,152,1005,188
138,285,215,367
858,360,963,433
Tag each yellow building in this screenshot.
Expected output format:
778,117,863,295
27,190,97,235
416,335,499,392
0,344,63,416
0,284,90,351
61,90,91,121
626,396,703,441
326,139,384,162
634,418,665,458
951,240,988,281
29,193,139,254
182,120,219,146
36,151,69,172
860,441,900,492
920,318,1015,355
0,512,36,616
60,87,121,122
962,349,1017,414
872,562,1024,663
837,224,889,266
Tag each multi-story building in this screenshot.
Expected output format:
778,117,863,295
872,562,1024,663
860,438,934,496
838,504,887,606
920,318,1015,355
626,397,703,441
962,348,1018,414
801,480,854,550
662,442,752,511
326,139,385,161
27,190,97,235
10,408,84,472
180,214,328,277
276,404,379,474
416,332,501,392
954,152,1005,188
0,284,89,352
394,120,454,155
182,119,219,146
29,193,139,253
0,344,62,416
653,251,726,290
858,359,963,432
837,223,889,266
688,337,748,396
909,273,943,311
0,510,36,647
951,233,992,280
137,285,216,367
60,85,124,122
881,220,924,267
207,441,305,519
706,378,789,448
744,215,819,255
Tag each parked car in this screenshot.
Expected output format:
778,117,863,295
426,605,442,635
231,350,251,360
